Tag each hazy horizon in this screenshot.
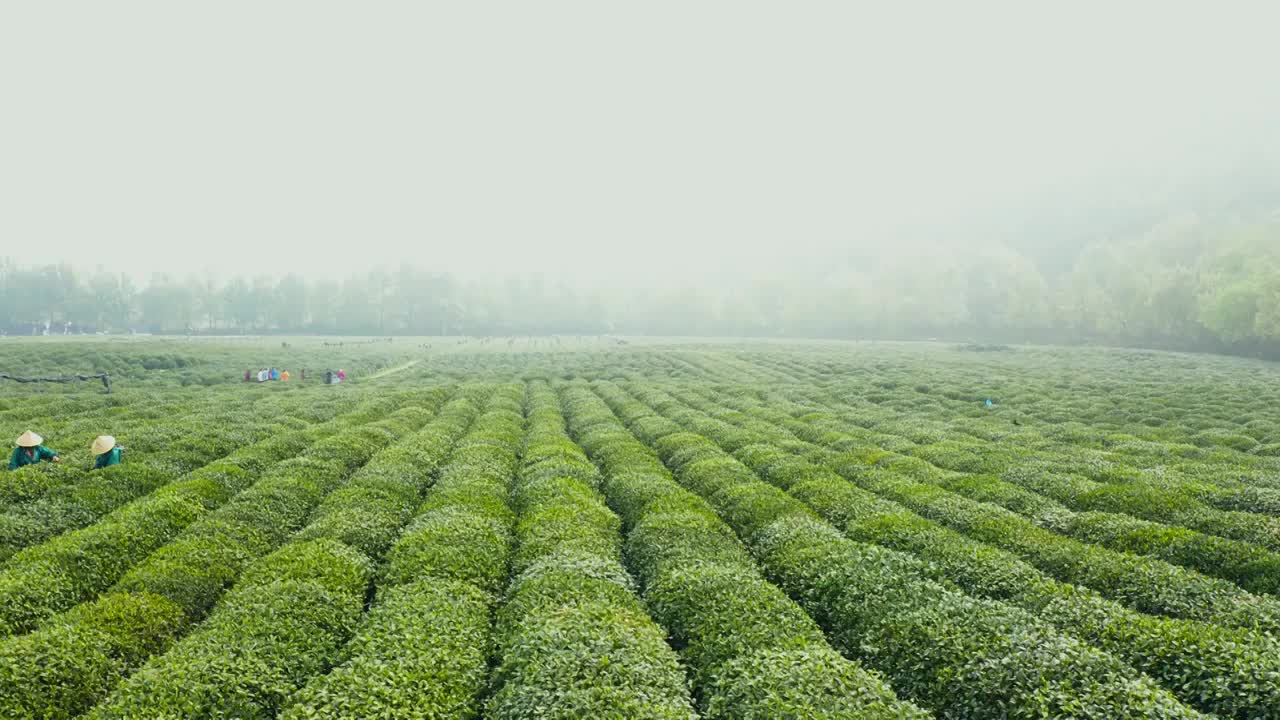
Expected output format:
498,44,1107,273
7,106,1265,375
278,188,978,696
3,2,1279,289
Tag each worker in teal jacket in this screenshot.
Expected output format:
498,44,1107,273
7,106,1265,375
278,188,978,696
92,435,125,469
8,431,61,470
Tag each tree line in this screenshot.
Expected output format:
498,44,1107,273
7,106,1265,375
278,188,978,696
2,214,1278,357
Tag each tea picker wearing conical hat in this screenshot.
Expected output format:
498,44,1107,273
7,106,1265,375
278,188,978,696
92,435,125,469
8,431,61,470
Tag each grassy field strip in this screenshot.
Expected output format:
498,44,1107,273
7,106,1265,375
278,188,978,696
667,351,799,385
560,382,932,719
664,383,1280,720
366,359,420,379
597,381,1210,720
278,385,514,719
485,380,699,719
0,393,183,445
0,391,442,720
0,340,414,390
2,387,266,459
0,392,134,428
0,391,348,562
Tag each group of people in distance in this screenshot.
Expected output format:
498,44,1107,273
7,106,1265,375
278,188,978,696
7,431,124,471
240,366,348,384
245,367,291,383
241,368,345,383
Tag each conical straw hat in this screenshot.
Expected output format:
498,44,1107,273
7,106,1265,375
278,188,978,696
91,435,116,454
15,431,42,447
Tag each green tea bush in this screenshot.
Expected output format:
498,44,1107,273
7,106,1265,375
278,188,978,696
382,508,509,592
0,397,428,720
280,579,492,720
0,396,383,637
883,463,1280,593
697,385,1280,718
787,465,1280,719
486,381,697,720
0,466,175,560
0,591,186,720
84,391,457,719
1002,462,1280,551
87,541,373,719
562,383,929,719
863,470,1280,632
281,385,517,720
611,382,1208,719
759,516,1204,720
747,392,1280,629
1057,511,1280,595
0,493,202,636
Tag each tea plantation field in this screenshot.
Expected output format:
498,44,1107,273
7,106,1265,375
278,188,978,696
2,337,1280,719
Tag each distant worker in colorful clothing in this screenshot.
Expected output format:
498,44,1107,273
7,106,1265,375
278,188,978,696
8,431,60,470
92,435,125,469
281,369,290,382
337,369,347,382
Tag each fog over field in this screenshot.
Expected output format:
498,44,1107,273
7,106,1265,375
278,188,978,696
2,2,1279,351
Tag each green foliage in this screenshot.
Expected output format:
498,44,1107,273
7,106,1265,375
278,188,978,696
686,378,1280,718
87,578,367,719
0,395,433,719
706,647,931,720
381,508,511,593
608,381,1210,718
8,344,1280,719
562,383,928,718
487,381,698,719
0,592,187,720
280,580,493,720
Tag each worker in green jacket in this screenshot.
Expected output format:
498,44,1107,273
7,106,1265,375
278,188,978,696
8,431,61,470
92,435,125,469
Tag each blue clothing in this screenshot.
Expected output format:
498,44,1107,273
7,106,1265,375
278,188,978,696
8,445,58,470
94,446,124,469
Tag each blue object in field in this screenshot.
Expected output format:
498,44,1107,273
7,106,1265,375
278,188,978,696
985,399,993,408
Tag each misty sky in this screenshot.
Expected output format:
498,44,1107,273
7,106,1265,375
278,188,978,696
2,2,1278,287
